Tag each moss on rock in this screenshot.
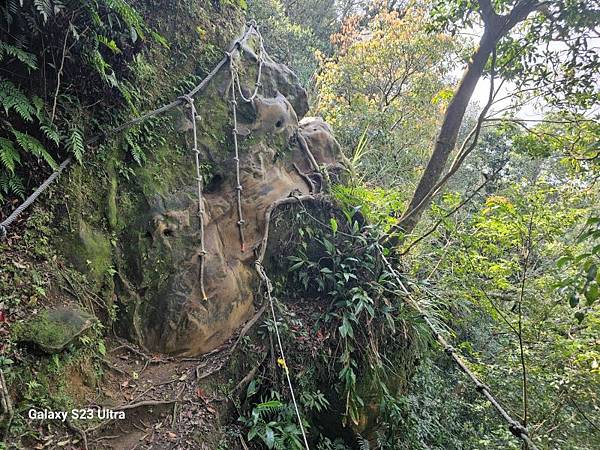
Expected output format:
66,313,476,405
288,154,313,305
12,308,96,353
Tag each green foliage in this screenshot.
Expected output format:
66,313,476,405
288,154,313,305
11,129,58,170
239,397,307,449
248,0,336,87
0,41,38,69
557,216,600,317
315,6,457,187
286,208,423,428
403,169,600,448
430,0,600,110
0,0,167,199
332,184,405,231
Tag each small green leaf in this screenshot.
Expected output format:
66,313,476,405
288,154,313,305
246,379,257,398
264,427,275,448
330,217,338,236
556,255,571,269
584,283,599,305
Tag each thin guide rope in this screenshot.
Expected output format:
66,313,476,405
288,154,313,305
256,262,310,450
378,251,540,450
180,94,208,301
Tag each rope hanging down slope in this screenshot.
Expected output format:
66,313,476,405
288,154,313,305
179,94,208,301
0,20,312,447
0,23,256,240
379,251,541,450
0,18,541,450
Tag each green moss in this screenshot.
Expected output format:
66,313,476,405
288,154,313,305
12,309,95,353
134,135,188,197
107,163,118,231
62,220,112,286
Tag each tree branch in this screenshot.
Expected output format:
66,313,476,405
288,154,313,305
477,0,499,25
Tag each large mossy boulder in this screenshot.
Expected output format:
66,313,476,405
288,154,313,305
58,16,347,356
116,36,347,356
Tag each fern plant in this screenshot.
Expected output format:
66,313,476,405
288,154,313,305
239,398,307,449
0,78,59,199
0,0,168,201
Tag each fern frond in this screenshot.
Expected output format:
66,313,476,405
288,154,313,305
30,95,45,119
67,127,85,161
254,400,285,416
125,132,145,165
0,137,20,174
96,35,122,54
102,0,147,40
40,123,61,145
33,0,52,23
2,0,19,27
8,174,25,198
0,41,38,70
357,435,370,450
150,31,169,48
53,0,67,15
7,0,18,15
0,173,25,199
12,129,58,170
0,79,36,122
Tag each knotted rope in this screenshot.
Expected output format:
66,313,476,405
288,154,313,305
0,23,257,241
227,25,265,252
179,94,208,301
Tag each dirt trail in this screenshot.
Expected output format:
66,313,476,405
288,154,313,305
76,337,240,450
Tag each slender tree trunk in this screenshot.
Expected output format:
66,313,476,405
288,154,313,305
395,28,500,235
389,0,543,240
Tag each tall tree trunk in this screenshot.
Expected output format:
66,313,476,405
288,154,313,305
389,0,543,241
394,29,500,235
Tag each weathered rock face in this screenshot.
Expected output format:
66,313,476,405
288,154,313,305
118,35,346,356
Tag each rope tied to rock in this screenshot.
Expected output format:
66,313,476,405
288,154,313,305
0,18,537,449
0,23,257,241
227,24,265,252
179,94,208,301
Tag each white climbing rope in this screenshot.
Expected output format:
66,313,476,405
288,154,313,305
227,25,265,252
233,28,265,103
256,262,310,450
0,24,257,241
180,94,208,301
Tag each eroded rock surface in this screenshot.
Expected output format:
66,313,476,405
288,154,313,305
120,35,346,356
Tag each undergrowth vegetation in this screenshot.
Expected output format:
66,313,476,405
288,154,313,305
232,203,432,449
0,0,167,201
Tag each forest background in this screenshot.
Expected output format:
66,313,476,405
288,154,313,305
0,0,598,448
